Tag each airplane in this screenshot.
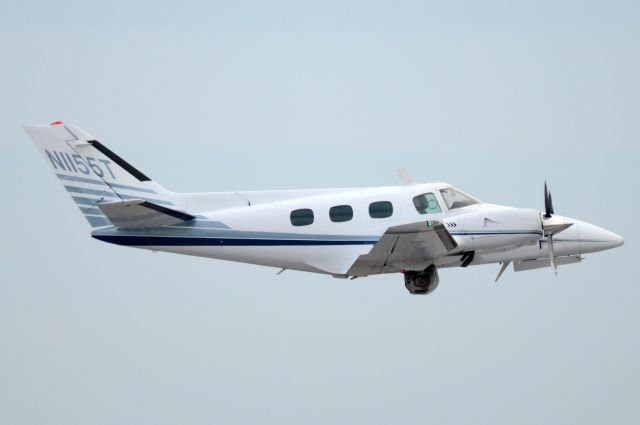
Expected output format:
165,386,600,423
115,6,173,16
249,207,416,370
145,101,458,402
24,121,624,295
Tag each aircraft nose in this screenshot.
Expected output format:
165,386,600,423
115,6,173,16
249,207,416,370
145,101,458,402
579,221,624,253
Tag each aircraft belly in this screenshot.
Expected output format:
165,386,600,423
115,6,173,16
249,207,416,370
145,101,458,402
190,245,298,270
151,245,196,257
185,245,367,275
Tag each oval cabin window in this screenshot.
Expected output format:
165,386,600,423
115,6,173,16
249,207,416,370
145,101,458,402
369,201,393,219
290,208,314,226
329,205,353,222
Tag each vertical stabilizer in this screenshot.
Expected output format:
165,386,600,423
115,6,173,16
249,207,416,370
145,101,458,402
24,122,179,228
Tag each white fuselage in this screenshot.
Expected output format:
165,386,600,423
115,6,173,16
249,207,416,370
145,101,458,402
92,182,623,276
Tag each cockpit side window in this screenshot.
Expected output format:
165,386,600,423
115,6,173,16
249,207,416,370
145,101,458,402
439,187,479,210
413,193,442,214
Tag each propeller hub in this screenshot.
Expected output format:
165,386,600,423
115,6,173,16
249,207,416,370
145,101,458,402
542,215,574,236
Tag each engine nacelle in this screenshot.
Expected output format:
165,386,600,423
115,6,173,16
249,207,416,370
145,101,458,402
404,265,439,295
447,207,542,253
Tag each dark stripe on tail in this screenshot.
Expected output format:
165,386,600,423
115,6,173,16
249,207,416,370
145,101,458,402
139,201,196,222
88,140,151,182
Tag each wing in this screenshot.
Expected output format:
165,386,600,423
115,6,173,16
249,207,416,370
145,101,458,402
97,199,195,229
347,221,457,276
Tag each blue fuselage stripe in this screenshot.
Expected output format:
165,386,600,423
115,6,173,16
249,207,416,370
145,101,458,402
91,229,546,247
449,230,543,236
92,235,378,247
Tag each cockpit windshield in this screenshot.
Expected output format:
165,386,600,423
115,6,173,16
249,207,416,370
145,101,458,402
439,187,479,210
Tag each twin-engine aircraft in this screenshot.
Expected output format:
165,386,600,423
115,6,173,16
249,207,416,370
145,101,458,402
25,122,624,294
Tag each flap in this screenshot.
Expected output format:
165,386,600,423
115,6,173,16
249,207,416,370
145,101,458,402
347,221,457,276
97,199,195,229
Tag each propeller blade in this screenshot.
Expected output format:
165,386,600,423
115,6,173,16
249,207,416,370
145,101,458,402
544,182,554,218
396,168,417,186
548,234,558,275
542,182,566,275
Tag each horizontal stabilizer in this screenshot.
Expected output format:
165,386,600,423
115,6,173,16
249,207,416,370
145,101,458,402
97,199,195,229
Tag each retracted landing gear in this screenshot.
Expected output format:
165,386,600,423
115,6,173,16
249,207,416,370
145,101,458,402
460,251,475,267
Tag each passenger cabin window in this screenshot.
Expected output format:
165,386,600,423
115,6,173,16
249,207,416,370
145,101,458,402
413,193,442,214
330,205,353,222
290,208,314,226
439,187,479,210
369,201,393,219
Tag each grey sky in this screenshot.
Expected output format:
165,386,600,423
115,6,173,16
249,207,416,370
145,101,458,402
1,1,639,424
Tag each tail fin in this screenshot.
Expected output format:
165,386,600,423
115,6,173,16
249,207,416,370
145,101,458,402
24,121,179,228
